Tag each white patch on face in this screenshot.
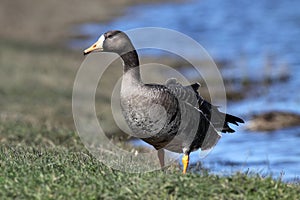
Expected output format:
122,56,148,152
97,34,105,48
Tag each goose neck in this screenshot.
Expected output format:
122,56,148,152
121,50,142,83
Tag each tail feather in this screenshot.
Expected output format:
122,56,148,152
221,113,244,133
199,100,244,133
225,113,245,125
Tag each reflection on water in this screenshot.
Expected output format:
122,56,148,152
74,0,300,181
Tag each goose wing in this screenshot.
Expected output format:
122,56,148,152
165,78,220,150
165,78,200,107
166,78,244,133
165,78,244,150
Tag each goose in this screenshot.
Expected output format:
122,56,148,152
84,30,244,173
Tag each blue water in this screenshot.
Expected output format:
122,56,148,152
74,0,300,181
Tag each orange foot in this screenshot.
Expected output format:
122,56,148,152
182,154,189,174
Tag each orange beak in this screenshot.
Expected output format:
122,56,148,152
83,35,105,55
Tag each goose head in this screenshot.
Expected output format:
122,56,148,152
84,30,135,56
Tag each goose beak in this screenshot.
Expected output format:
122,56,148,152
83,34,105,55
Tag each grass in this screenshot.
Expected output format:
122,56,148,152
1,123,300,199
1,113,300,199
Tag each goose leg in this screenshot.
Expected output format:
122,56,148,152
157,149,165,169
182,153,190,174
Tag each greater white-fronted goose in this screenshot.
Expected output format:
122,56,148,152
84,30,244,173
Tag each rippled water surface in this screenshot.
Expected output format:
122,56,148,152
74,0,300,181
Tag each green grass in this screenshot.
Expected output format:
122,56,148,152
1,148,300,200
0,121,300,199
1,39,300,199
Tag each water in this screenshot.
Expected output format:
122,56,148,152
74,0,300,181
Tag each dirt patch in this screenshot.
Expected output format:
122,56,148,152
246,111,300,132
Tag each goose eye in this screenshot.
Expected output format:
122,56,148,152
107,34,113,39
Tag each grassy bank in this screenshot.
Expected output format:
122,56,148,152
1,122,300,199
